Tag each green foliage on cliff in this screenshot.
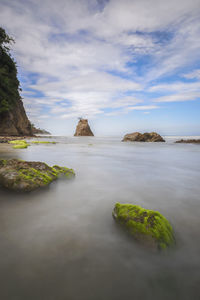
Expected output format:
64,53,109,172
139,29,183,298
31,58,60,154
0,27,20,114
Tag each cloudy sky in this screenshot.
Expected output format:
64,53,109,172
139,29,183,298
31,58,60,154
1,0,200,135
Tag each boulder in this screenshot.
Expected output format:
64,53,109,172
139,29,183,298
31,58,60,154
175,139,200,144
74,119,94,136
122,132,165,142
112,203,175,250
0,159,75,192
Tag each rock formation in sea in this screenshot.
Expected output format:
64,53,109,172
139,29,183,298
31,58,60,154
112,203,175,251
0,159,75,192
122,132,165,142
0,27,33,136
175,139,200,144
31,125,51,135
74,118,94,136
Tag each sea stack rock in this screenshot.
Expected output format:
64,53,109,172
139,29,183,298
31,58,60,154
122,132,165,142
74,119,94,136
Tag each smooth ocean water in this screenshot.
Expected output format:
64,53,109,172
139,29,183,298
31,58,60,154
0,136,200,300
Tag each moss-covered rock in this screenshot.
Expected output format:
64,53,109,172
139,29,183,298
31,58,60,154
9,140,29,149
113,203,175,250
31,141,56,144
0,159,75,192
8,140,57,149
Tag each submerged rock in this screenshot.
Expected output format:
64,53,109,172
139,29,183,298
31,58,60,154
122,132,165,142
0,159,75,192
74,119,94,136
112,203,174,250
175,139,200,144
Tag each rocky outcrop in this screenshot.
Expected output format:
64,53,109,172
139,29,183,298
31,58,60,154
122,132,165,142
32,126,51,135
112,203,175,250
74,119,94,136
0,27,33,136
175,139,200,144
0,159,75,192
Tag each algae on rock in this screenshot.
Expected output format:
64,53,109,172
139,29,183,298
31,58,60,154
0,159,75,192
9,140,29,149
113,203,175,250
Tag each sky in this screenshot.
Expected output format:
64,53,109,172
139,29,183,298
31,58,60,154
0,0,200,136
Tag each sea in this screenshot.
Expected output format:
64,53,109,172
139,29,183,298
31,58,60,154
0,136,200,300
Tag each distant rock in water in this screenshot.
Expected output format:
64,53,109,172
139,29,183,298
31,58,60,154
112,203,175,251
175,139,200,144
122,132,165,142
0,27,33,136
74,119,94,136
0,159,75,192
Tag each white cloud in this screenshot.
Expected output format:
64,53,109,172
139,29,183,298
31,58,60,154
154,92,200,103
183,69,200,79
0,0,200,129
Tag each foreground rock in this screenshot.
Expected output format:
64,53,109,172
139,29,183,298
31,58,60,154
113,203,174,250
175,139,200,144
74,119,94,136
122,132,165,142
0,159,75,192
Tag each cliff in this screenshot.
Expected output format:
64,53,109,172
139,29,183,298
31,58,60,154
74,119,94,136
0,27,33,136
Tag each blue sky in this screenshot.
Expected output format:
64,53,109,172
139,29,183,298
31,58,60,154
0,0,200,135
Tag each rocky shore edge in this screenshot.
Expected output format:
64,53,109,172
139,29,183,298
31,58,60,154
175,139,200,144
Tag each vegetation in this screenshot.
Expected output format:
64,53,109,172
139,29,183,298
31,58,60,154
0,27,20,114
8,140,29,149
8,140,56,149
31,141,56,144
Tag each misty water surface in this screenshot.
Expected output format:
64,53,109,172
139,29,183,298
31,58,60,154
0,136,200,300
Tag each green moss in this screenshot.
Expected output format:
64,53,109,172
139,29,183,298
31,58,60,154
0,159,7,167
13,144,28,149
53,165,75,179
31,141,56,144
9,140,29,149
18,168,53,185
113,203,175,250
9,140,26,144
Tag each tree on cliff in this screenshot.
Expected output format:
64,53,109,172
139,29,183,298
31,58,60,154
0,27,20,114
0,27,32,136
